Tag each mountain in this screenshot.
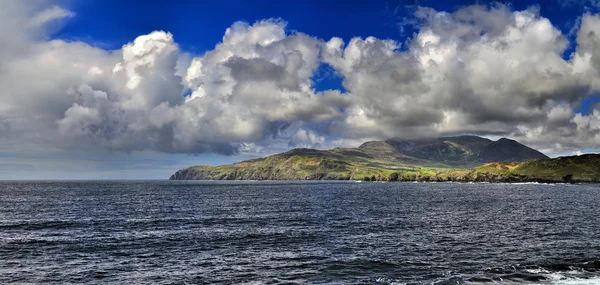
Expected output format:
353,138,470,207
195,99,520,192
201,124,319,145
386,135,547,167
170,135,552,181
478,138,550,163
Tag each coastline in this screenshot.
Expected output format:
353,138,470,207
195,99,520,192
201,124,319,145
170,154,600,184
168,176,590,184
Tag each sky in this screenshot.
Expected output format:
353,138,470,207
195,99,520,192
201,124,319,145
2,0,600,179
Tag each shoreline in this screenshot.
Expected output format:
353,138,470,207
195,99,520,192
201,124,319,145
167,178,597,184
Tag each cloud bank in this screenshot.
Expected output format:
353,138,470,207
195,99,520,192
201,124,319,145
2,1,600,157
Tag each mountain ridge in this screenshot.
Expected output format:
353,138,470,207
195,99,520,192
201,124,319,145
385,135,547,167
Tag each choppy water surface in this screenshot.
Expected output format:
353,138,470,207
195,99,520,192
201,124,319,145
0,181,599,284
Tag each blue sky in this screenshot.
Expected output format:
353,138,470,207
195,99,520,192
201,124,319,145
53,0,592,53
53,0,599,113
1,0,600,179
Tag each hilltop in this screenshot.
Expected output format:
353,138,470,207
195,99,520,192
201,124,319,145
386,136,548,167
169,136,565,181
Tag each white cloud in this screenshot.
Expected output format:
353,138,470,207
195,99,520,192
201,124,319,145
28,5,74,27
322,4,600,154
291,129,325,147
2,1,600,159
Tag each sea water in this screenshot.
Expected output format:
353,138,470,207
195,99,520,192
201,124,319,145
0,180,599,284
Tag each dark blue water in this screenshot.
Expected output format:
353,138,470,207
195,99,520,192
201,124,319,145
1,181,599,284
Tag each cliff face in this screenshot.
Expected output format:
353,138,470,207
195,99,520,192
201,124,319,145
170,168,211,180
169,136,594,182
169,165,352,181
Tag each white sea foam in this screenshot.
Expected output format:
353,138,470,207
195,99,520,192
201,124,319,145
462,271,600,285
463,276,600,285
552,276,600,285
523,268,550,274
530,271,600,285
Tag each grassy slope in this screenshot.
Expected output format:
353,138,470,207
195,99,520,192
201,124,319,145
471,154,600,182
173,143,461,180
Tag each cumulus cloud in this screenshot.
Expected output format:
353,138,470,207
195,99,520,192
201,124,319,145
2,1,600,158
2,11,347,155
323,4,600,153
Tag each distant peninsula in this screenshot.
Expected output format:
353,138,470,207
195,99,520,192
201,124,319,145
170,136,600,183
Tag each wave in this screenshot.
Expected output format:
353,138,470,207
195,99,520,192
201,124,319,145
0,220,79,230
394,261,600,285
427,274,600,285
462,261,600,285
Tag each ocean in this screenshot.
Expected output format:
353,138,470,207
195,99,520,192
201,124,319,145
0,181,599,284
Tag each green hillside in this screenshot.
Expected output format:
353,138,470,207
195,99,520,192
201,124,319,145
170,146,453,181
169,136,590,182
470,154,600,183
